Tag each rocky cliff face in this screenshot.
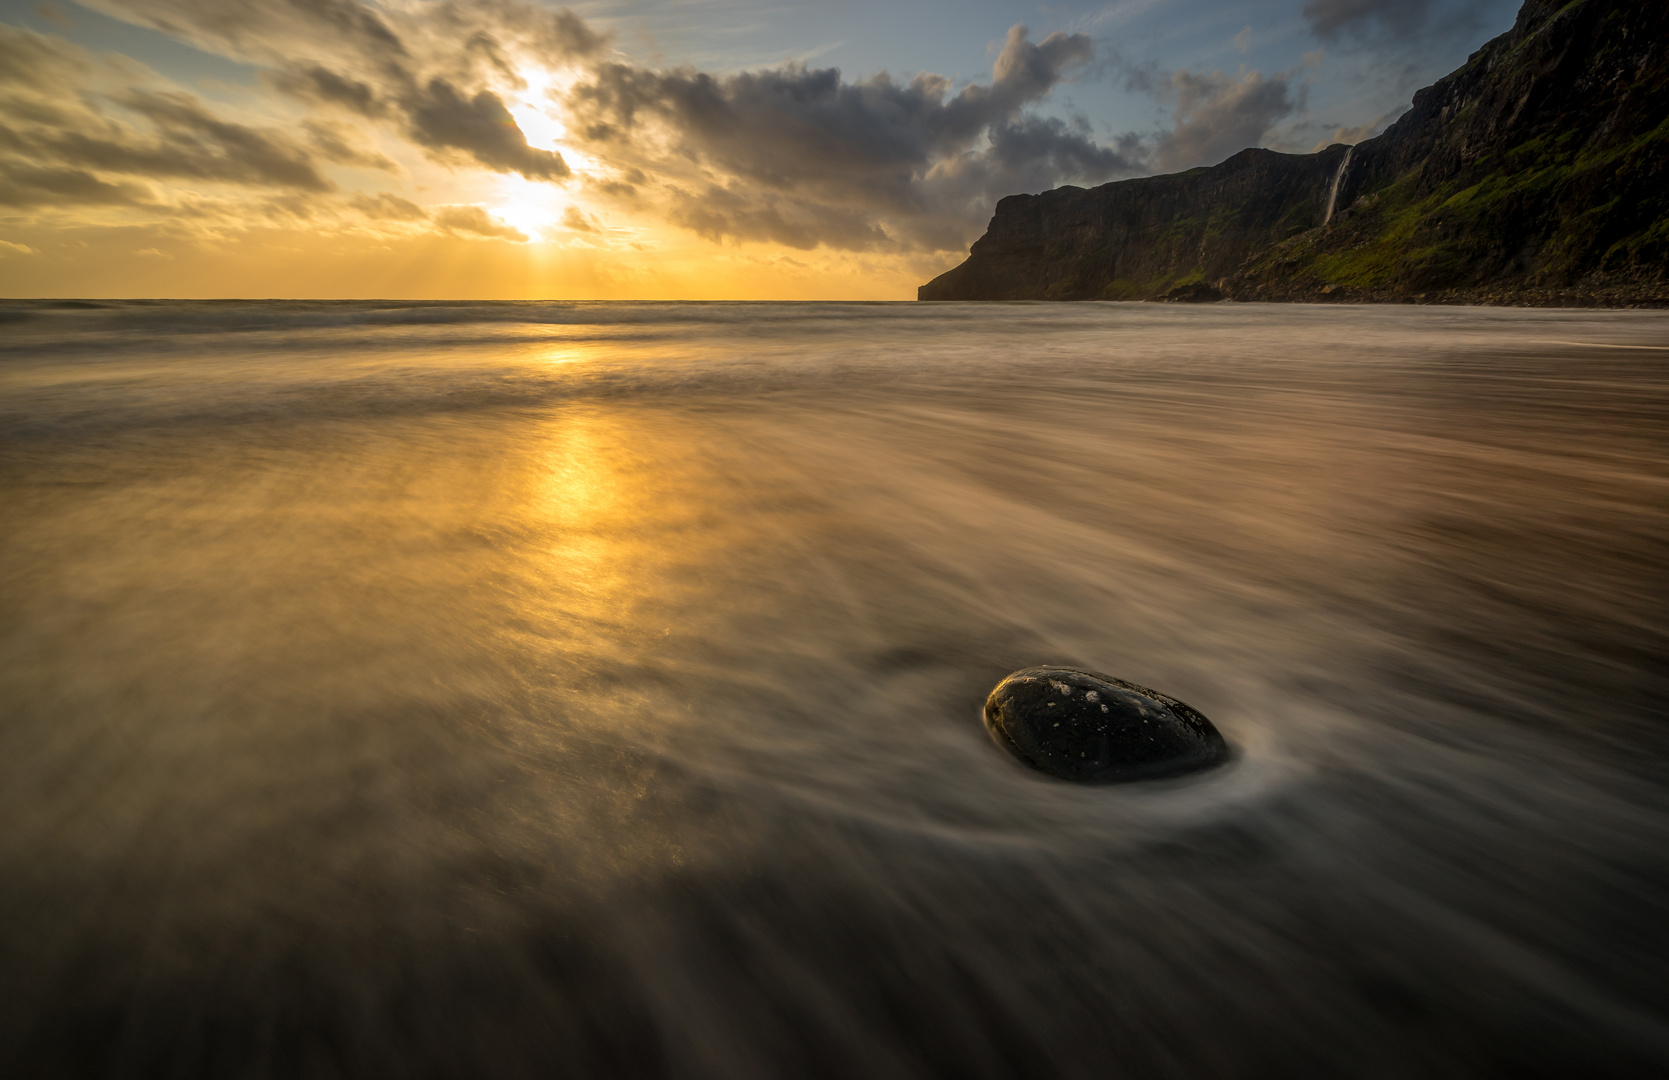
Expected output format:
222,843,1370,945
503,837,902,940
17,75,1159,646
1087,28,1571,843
919,0,1669,305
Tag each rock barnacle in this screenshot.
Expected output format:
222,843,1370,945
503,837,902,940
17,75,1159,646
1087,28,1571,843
983,667,1229,782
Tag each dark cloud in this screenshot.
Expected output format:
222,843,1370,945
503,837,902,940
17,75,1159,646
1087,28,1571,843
568,25,1139,250
889,114,1144,249
587,178,638,199
985,115,1138,184
0,163,150,206
1304,0,1437,42
936,25,1097,139
0,16,84,86
403,78,568,179
274,62,577,182
1154,69,1298,171
85,0,600,181
1302,0,1511,49
670,184,893,251
573,25,1094,183
273,66,387,118
116,91,333,189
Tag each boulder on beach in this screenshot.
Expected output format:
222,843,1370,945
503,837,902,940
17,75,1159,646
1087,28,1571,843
983,667,1229,782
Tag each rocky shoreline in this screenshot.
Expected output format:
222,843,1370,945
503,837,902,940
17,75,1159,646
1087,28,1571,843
1157,281,1669,308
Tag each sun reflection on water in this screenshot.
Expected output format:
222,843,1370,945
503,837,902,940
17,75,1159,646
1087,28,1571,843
533,413,623,599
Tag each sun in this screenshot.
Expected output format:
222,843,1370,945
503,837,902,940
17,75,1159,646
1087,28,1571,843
493,65,607,241
510,74,568,153
507,64,600,160
490,174,564,238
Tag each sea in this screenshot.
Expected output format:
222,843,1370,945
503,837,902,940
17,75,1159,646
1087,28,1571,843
2,299,1666,1078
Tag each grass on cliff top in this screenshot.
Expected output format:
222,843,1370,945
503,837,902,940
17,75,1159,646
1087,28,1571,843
1297,104,1668,289
1272,0,1668,290
1095,269,1208,301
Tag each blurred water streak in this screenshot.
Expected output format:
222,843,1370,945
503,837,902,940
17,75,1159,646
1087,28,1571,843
2,300,1667,1078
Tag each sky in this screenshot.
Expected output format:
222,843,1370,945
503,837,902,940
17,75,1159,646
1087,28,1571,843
0,0,1523,299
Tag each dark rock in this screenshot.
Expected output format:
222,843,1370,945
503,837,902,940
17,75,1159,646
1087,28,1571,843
918,146,1349,302
983,667,1229,783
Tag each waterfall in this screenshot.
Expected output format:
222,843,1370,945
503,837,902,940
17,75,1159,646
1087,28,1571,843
1324,145,1355,226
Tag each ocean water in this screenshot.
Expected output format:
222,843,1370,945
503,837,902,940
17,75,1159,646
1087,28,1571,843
1,299,1666,1078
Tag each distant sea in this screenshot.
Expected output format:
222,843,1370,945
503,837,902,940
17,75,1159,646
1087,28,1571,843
3,300,1667,1077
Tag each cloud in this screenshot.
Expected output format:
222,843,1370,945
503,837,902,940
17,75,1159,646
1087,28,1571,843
983,24,1098,113
668,185,894,251
9,5,1144,253
984,115,1137,182
33,2,73,30
0,19,89,103
1306,107,1408,150
0,164,151,207
561,205,599,232
97,0,605,69
75,0,413,70
403,78,568,179
274,66,385,117
1303,0,1437,42
303,119,397,172
114,91,333,189
433,204,527,242
344,192,537,245
566,24,1139,249
1301,0,1510,50
348,191,427,221
82,0,600,181
573,26,1093,181
0,239,40,255
346,192,526,242
0,23,376,222
1154,69,1298,171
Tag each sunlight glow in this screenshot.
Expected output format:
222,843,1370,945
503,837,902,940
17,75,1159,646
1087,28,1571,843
504,65,606,194
491,174,564,239
511,99,567,153
510,66,573,153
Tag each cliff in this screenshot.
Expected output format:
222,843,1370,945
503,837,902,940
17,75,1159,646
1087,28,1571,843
919,0,1669,305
